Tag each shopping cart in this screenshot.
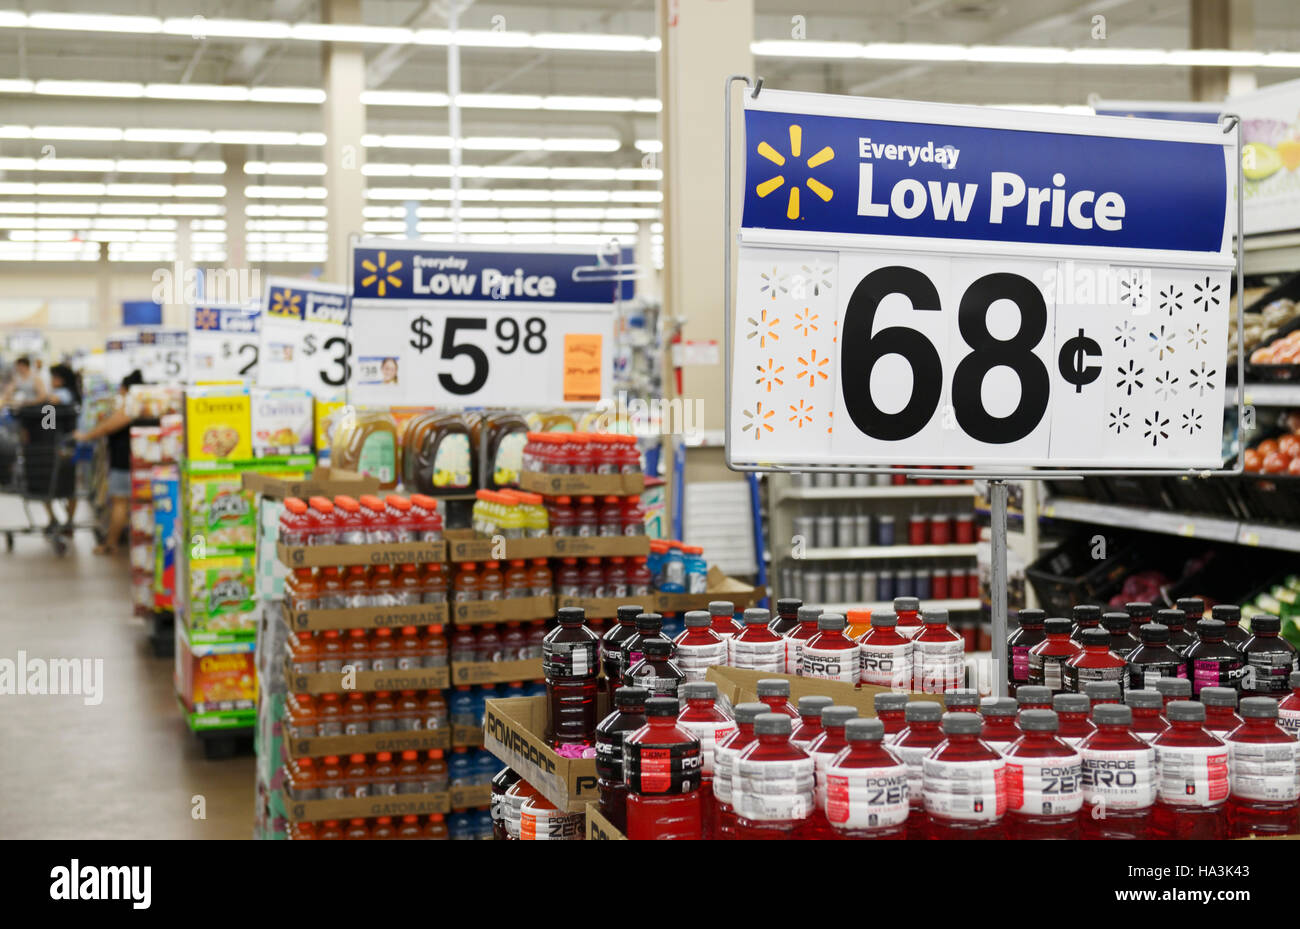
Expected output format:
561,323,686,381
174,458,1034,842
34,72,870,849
0,403,103,556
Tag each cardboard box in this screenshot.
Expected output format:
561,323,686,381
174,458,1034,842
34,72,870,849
451,658,544,685
277,540,448,568
282,788,450,822
483,695,603,813
444,529,555,562
285,728,451,758
242,466,380,500
281,599,449,632
704,666,945,715
283,658,450,694
519,471,645,496
452,725,484,748
450,784,492,810
585,802,626,840
451,595,555,625
550,535,650,557
656,567,764,613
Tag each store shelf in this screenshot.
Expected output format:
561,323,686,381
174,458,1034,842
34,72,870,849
798,543,978,561
777,485,974,502
1223,383,1300,407
818,598,982,613
1041,497,1300,551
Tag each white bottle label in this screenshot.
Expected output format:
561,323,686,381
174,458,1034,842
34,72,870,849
734,756,816,822
922,756,1007,822
729,635,785,672
914,639,965,694
1226,738,1300,802
674,640,728,682
1154,743,1229,807
1004,754,1084,816
519,801,584,840
1080,747,1156,811
713,743,740,805
782,632,810,675
892,741,936,803
1280,707,1300,739
825,762,910,830
860,640,914,690
800,644,860,684
677,719,738,778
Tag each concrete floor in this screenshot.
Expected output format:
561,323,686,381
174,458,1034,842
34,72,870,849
0,501,253,839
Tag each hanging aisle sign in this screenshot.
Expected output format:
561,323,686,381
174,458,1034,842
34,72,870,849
187,304,261,382
137,329,188,384
348,239,617,408
257,278,351,391
729,89,1235,469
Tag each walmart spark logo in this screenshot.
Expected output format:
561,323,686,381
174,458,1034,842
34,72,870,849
359,250,404,297
269,287,302,317
755,125,835,220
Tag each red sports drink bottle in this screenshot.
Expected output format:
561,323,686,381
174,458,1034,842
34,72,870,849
707,600,744,641
625,637,686,699
619,612,669,686
874,692,908,743
944,689,980,714
733,713,815,839
1124,689,1168,743
490,766,520,840
893,596,924,640
801,612,860,684
1068,604,1101,645
913,609,964,694
769,597,802,638
600,604,644,702
1154,676,1191,710
784,605,823,674
1201,686,1243,741
674,610,728,683
594,685,649,833
1051,693,1096,748
1127,622,1188,691
1225,696,1300,838
713,702,766,840
1015,685,1053,713
1240,614,1299,699
520,790,584,841
1185,618,1245,697
858,610,913,691
1004,709,1083,839
1158,607,1196,655
978,697,1022,754
1152,701,1229,839
1083,680,1123,708
543,606,600,748
730,607,786,673
791,695,833,749
1064,628,1127,695
1211,603,1250,648
755,678,799,719
676,681,737,840
806,705,858,839
1078,703,1155,839
1007,608,1046,696
923,712,1007,839
623,696,703,840
825,718,909,839
1280,671,1300,739
892,701,945,839
1027,618,1080,694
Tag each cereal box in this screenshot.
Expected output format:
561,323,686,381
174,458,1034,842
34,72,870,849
252,387,313,458
175,630,257,714
185,386,252,463
187,470,257,551
313,393,346,458
187,554,258,633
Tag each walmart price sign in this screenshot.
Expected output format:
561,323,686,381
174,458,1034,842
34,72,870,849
136,329,188,384
257,278,351,391
187,304,261,382
348,240,617,408
729,89,1236,469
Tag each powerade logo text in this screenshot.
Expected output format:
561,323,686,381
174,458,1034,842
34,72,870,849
742,109,1228,252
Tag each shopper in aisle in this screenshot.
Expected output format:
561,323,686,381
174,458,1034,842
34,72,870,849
0,356,42,406
73,369,143,555
36,363,83,532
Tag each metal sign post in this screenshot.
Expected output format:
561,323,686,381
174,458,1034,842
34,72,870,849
988,479,1009,697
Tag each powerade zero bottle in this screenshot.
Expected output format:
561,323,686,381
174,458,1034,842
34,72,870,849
733,713,815,840
1225,696,1300,838
1152,701,1229,840
1078,703,1155,840
676,681,737,841
1003,709,1083,840
923,712,1007,839
825,718,909,840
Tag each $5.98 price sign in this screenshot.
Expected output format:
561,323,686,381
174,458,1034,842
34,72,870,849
258,278,351,392
729,90,1235,470
188,305,261,382
348,241,616,408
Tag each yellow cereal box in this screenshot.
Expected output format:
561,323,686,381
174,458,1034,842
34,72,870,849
313,393,346,456
185,386,252,463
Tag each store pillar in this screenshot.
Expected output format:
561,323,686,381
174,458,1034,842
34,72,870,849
322,0,367,284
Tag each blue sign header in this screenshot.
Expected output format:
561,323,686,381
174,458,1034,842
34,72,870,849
742,108,1228,253
352,244,618,304
193,306,260,333
266,283,349,324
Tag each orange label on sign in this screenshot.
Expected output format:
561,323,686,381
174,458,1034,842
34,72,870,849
563,333,603,402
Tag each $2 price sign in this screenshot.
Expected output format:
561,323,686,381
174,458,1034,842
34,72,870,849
188,305,261,382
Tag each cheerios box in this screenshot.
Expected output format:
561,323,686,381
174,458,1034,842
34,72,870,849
186,386,252,463
252,387,314,458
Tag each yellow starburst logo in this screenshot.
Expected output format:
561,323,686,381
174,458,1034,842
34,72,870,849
360,250,404,297
269,287,302,317
755,124,835,220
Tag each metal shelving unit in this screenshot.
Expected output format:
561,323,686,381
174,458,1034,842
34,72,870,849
820,597,981,613
800,543,979,561
1041,497,1300,551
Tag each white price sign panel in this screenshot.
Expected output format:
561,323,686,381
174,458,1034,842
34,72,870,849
348,240,616,408
729,90,1235,469
136,329,188,384
104,334,139,386
187,304,261,382
258,277,351,391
